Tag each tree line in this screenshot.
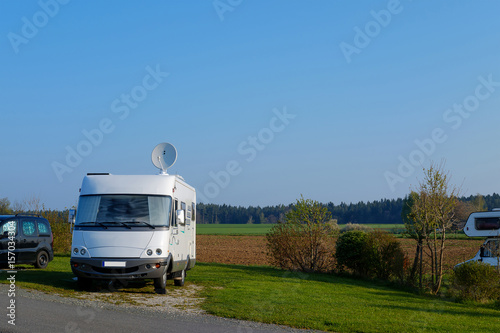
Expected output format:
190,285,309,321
197,193,500,225
2,193,500,225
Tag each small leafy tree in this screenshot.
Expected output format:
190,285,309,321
402,191,431,288
266,196,339,273
410,162,460,294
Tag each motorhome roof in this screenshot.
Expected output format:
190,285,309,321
464,211,500,238
80,174,193,196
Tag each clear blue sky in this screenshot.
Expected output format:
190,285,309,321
1,0,499,210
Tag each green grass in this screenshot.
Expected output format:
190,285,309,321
190,263,500,332
196,223,406,235
195,224,471,240
197,224,274,235
3,256,500,332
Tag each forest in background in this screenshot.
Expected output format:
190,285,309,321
2,193,500,225
196,193,500,225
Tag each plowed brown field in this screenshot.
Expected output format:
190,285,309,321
197,235,485,271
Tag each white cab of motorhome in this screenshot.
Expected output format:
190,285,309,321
456,210,500,269
70,143,196,294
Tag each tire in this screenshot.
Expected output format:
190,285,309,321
77,277,92,290
154,271,167,294
34,250,49,269
174,269,185,287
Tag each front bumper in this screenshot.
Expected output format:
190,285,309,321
70,256,170,280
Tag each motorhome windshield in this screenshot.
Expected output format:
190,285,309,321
75,195,172,226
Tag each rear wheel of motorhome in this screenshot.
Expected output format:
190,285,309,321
34,250,49,269
174,269,186,287
154,272,167,294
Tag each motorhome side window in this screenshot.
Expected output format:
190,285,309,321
483,240,500,257
181,202,186,223
171,200,178,227
75,194,172,226
475,217,500,230
191,203,196,222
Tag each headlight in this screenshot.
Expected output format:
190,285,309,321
73,248,79,254
146,249,153,256
80,249,86,255
156,248,162,255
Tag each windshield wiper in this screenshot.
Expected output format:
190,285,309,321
77,222,107,229
119,222,132,229
95,221,133,229
122,221,156,229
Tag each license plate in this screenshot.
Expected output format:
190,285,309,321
102,261,126,267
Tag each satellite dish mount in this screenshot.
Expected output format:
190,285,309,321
152,143,177,175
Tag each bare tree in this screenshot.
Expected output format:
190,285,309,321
11,195,43,214
410,162,460,294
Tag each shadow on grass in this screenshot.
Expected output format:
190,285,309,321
377,303,500,318
0,265,75,292
0,255,158,294
193,262,404,290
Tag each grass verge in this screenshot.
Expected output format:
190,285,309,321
2,256,500,332
189,263,500,332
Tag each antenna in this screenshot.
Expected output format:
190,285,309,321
151,143,177,174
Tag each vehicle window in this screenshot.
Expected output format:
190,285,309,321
191,203,196,222
76,195,172,226
38,220,51,236
171,200,178,227
475,217,500,230
181,202,186,217
1,220,17,235
484,240,500,257
22,220,37,236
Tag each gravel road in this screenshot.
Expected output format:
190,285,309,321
0,284,323,333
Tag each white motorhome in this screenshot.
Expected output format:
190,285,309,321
456,210,500,268
70,143,196,294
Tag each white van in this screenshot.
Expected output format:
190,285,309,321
456,210,500,269
70,144,196,294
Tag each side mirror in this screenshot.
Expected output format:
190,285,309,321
68,209,76,224
176,210,185,225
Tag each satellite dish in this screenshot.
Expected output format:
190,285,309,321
152,143,177,174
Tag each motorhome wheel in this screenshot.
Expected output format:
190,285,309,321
154,271,167,294
174,269,185,287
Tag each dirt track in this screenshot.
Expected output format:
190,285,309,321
197,235,484,271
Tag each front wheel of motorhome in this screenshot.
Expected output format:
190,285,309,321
154,271,167,294
77,277,92,290
174,269,186,287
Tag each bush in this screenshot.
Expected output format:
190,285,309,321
42,209,72,254
266,197,339,273
335,230,370,276
366,230,406,281
452,261,500,303
336,230,407,281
